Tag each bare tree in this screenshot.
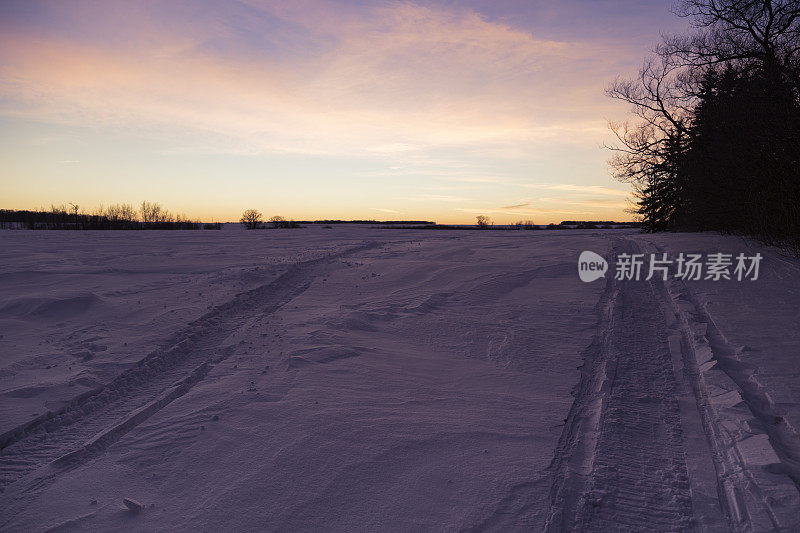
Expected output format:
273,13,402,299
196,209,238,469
158,208,173,223
140,201,155,223
606,0,800,239
515,219,536,230
241,209,263,229
267,215,300,229
269,215,288,228
106,203,136,223
667,0,800,86
119,204,136,222
139,201,173,224
69,202,80,229
476,215,491,229
609,0,800,173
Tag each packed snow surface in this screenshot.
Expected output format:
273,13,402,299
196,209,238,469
0,226,798,531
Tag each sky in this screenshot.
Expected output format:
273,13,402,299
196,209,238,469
0,0,691,224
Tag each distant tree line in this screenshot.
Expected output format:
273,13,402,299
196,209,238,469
300,219,434,225
239,210,302,229
379,220,639,231
0,202,221,230
608,0,800,253
560,220,627,226
268,215,301,229
238,208,435,229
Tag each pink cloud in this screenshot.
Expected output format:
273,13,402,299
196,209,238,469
0,1,625,157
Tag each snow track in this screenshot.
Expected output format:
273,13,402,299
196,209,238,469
0,242,382,496
2,230,798,530
546,239,693,531
548,237,800,531
648,241,800,531
573,275,693,530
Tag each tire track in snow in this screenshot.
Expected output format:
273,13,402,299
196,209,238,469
644,239,800,531
546,239,694,531
574,277,693,530
544,242,620,531
0,242,383,495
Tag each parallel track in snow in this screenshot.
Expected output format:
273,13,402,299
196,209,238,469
545,238,694,531
573,275,693,530
0,243,382,497
547,236,800,531
647,240,800,531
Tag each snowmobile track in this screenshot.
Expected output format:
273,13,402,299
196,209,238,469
0,242,382,495
546,239,694,532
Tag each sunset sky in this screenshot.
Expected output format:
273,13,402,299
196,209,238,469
0,1,689,224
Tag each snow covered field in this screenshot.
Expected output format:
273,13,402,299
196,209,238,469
0,226,798,531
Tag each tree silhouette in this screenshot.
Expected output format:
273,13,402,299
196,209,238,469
69,203,80,229
608,0,800,253
268,215,299,229
476,215,491,229
241,209,263,229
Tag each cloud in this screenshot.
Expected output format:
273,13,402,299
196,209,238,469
0,0,645,224
366,143,421,154
455,207,593,216
501,201,531,209
453,192,629,218
439,175,511,184
560,198,631,209
407,194,469,203
0,1,616,157
371,207,400,213
423,184,483,192
521,183,630,196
